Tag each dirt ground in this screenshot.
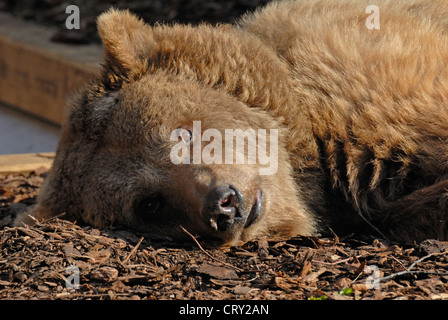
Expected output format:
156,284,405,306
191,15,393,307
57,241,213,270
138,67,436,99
1,171,448,300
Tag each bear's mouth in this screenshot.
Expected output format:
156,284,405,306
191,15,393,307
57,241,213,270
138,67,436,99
244,189,263,228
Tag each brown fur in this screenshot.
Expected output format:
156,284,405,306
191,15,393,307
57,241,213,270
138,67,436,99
15,0,448,243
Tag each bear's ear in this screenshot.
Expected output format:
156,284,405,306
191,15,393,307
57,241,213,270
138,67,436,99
97,8,157,78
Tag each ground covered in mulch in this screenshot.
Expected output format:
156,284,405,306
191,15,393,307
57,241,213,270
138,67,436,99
1,171,448,300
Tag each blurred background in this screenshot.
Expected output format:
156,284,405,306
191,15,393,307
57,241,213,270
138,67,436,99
0,0,269,155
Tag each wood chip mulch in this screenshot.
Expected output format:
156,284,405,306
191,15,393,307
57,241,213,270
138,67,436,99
1,171,448,300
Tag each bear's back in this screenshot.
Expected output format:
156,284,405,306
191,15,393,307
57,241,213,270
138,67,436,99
240,0,448,241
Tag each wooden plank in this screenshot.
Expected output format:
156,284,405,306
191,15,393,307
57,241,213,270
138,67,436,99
0,12,103,125
0,153,54,175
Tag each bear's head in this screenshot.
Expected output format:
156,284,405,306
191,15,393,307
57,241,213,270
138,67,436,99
17,9,316,244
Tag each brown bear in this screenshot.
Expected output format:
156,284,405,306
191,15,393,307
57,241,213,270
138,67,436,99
15,0,448,244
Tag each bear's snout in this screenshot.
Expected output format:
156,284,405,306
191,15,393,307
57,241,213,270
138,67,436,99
206,185,263,233
207,185,244,232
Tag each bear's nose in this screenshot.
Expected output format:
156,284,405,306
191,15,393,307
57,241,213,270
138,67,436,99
208,185,244,232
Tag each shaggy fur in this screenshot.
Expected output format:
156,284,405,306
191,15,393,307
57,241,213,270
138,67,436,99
15,0,448,243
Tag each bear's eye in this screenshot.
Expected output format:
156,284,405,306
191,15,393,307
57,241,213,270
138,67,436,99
135,195,165,220
177,127,193,144
181,130,192,144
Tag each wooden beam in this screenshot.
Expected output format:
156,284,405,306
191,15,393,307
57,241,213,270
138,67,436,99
0,153,54,175
0,12,103,125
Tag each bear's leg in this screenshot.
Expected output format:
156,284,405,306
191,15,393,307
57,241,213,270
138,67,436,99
381,179,448,241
